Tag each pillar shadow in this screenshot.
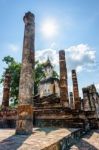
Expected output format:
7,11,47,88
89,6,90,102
0,132,31,150
35,127,59,134
71,138,98,150
70,130,99,150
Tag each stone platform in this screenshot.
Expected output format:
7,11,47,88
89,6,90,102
0,128,79,150
34,107,90,128
0,108,98,129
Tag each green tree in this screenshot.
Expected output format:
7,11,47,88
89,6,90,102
0,56,21,106
53,70,59,78
34,61,45,95
0,56,59,106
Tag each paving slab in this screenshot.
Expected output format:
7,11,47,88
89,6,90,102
0,128,77,150
70,130,99,150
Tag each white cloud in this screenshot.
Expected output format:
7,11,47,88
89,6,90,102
36,43,96,74
79,89,83,98
36,48,59,65
8,44,19,52
64,44,96,73
50,42,57,49
65,44,95,62
95,83,99,92
68,71,72,78
76,66,84,73
68,85,72,93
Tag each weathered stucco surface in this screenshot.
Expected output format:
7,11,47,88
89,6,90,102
59,50,69,107
2,72,11,107
72,70,81,110
16,12,35,135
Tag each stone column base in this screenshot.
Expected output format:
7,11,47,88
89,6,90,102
16,104,33,135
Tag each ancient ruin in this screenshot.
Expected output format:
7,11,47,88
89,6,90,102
69,92,74,109
82,84,99,117
59,50,69,107
72,70,81,110
0,11,99,135
2,70,11,108
39,58,60,98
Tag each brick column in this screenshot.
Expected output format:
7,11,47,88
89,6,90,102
82,88,91,111
80,99,84,111
59,50,68,107
72,70,80,110
2,71,11,108
69,92,74,109
82,85,96,111
88,85,96,111
16,12,35,135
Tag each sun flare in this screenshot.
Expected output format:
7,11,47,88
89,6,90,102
41,20,57,38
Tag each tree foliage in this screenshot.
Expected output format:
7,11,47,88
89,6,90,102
0,56,59,106
0,56,21,105
34,61,45,95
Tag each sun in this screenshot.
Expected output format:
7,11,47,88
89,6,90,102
41,20,57,38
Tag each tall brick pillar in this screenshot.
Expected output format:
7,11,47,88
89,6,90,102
82,88,91,111
72,70,80,110
2,70,11,108
16,12,35,135
69,92,74,109
59,50,68,107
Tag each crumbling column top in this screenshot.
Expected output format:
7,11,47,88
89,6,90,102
59,50,66,61
72,69,76,74
59,50,65,53
70,92,73,96
23,11,35,24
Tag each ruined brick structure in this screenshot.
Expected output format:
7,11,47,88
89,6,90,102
69,92,74,109
72,70,81,110
39,58,60,98
2,70,11,108
0,12,99,130
0,108,17,128
82,88,92,111
16,12,35,135
83,85,99,116
59,50,68,107
81,99,84,111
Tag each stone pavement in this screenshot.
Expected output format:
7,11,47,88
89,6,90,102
70,130,99,150
0,128,99,150
0,128,76,150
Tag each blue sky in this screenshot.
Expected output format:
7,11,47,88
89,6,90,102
0,0,99,101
